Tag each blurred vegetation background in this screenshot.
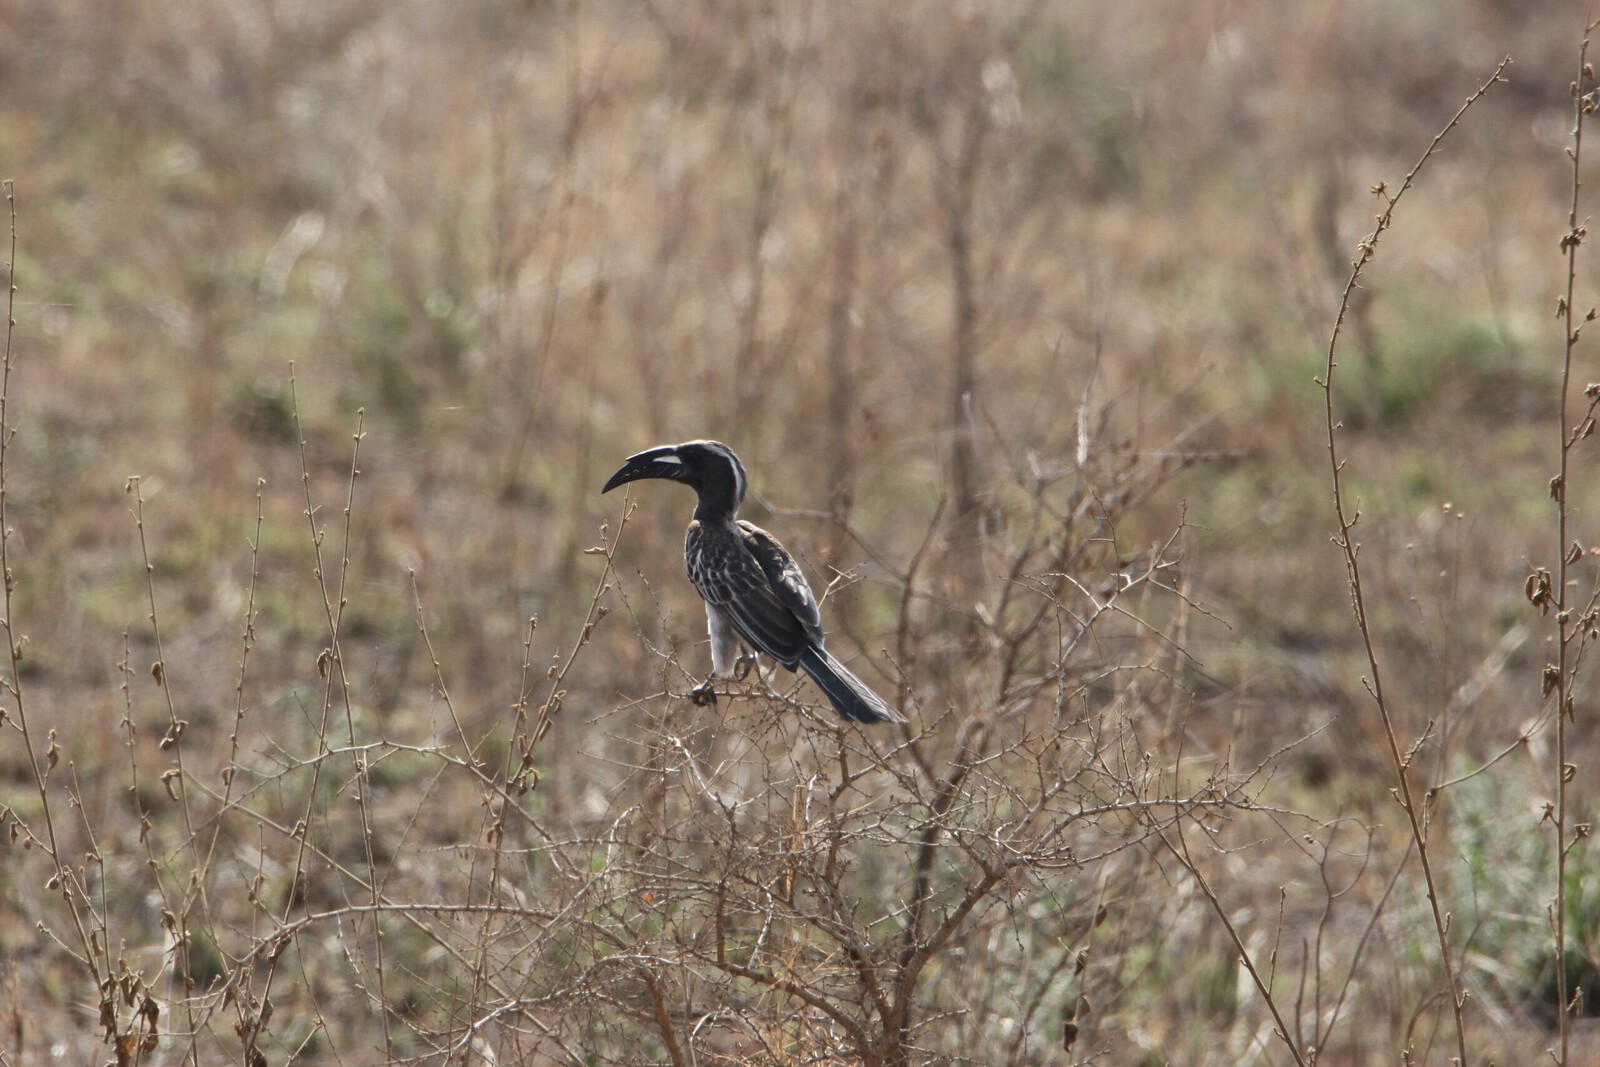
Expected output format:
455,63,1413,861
0,1,1596,1064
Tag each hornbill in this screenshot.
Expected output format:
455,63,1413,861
602,440,904,724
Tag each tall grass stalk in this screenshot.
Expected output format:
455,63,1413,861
1318,56,1512,1066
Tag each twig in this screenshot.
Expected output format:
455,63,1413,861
1549,16,1600,1061
1319,56,1512,1066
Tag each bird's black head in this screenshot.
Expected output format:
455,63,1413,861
602,440,748,520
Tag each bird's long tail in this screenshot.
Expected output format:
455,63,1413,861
797,647,905,724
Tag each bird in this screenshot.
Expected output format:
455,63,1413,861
602,440,905,725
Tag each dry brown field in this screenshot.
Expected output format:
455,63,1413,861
1,3,1598,1064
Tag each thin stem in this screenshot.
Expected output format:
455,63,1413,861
1553,18,1600,1062
1320,57,1511,1067
0,181,115,1037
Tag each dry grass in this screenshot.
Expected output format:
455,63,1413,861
0,2,1597,1064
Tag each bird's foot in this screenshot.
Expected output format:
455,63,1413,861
689,679,718,707
733,653,757,682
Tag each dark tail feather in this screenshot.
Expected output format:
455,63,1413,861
797,647,905,724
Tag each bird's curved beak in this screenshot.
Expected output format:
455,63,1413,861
601,446,685,494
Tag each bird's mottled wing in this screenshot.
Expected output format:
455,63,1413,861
736,520,824,643
686,520,815,666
